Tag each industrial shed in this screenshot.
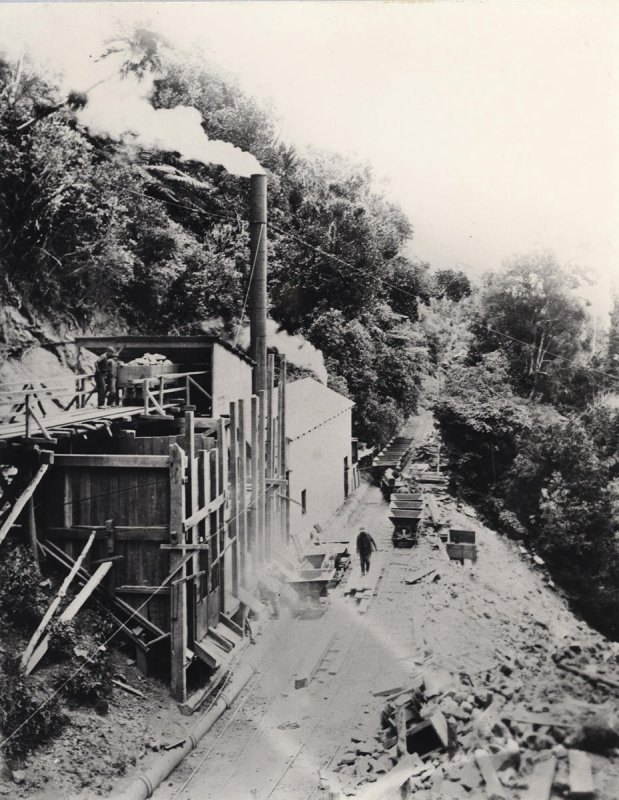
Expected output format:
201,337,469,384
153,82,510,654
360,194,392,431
283,378,355,546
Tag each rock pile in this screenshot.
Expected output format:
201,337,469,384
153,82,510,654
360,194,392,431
321,646,618,799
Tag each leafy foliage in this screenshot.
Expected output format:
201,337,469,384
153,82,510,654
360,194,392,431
0,544,46,628
474,252,590,402
0,658,66,761
0,48,429,441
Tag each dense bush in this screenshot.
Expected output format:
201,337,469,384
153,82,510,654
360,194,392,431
0,544,46,628
0,46,435,443
0,659,66,761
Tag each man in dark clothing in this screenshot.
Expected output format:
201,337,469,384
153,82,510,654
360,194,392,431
356,528,377,576
95,347,118,408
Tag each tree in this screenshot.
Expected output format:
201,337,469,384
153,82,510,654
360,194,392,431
476,252,589,400
606,293,619,380
432,268,471,302
434,351,528,493
384,256,431,321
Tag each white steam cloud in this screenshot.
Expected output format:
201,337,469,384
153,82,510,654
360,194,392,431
78,74,263,178
238,319,328,385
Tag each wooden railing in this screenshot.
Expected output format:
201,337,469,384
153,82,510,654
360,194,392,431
0,370,210,440
130,371,211,417
0,376,97,439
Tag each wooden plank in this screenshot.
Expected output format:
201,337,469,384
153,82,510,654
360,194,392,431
27,496,40,572
21,532,96,668
185,410,199,645
114,526,169,542
257,390,266,564
522,755,556,800
194,634,232,671
474,748,506,799
229,402,239,597
237,585,267,618
249,394,259,567
568,750,594,798
25,561,112,674
0,463,49,546
237,398,248,586
294,631,336,689
59,561,113,620
39,538,166,639
182,493,225,531
169,443,187,703
53,454,170,468
111,678,146,699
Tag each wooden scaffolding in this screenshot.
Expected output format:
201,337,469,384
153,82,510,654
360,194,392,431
0,354,289,703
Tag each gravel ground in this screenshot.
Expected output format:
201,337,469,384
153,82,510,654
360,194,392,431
10,405,617,800
147,408,618,800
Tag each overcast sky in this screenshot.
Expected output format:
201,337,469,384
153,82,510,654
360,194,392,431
0,1,617,317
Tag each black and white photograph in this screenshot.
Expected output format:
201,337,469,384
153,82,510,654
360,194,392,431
0,1,617,798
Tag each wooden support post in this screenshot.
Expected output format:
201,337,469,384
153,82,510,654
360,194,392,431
105,519,115,598
62,468,74,558
196,448,209,641
265,354,275,560
27,495,40,573
250,395,259,570
257,390,266,565
25,561,112,675
185,410,198,642
278,356,288,546
237,398,248,587
228,402,239,597
216,418,227,603
169,443,187,703
0,464,49,547
21,532,96,669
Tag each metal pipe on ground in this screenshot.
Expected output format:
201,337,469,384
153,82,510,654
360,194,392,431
115,662,256,800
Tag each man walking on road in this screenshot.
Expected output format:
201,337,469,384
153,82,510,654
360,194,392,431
356,527,377,576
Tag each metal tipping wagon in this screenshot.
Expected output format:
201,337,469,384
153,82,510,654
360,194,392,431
388,493,424,547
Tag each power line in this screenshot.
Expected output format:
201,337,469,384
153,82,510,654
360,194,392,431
233,222,263,349
267,222,619,386
0,484,264,753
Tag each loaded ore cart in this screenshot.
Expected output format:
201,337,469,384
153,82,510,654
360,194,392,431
372,436,414,499
389,492,424,547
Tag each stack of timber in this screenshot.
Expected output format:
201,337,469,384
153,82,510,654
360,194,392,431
409,469,448,493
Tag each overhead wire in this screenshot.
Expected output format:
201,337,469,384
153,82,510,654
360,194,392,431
233,222,264,349
267,221,619,386
3,124,616,752
0,480,269,753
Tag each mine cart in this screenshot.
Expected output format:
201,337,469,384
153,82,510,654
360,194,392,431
388,506,423,548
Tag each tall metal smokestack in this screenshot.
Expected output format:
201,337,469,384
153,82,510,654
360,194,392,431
249,173,268,393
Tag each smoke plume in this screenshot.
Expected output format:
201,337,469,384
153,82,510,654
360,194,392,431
77,73,263,177
238,319,328,385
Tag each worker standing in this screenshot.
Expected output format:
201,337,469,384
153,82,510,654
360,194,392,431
356,527,377,576
95,346,118,408
107,348,120,406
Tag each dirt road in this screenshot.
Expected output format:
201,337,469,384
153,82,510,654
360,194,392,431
150,410,618,800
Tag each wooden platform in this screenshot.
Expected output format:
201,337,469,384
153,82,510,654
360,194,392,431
0,404,146,441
